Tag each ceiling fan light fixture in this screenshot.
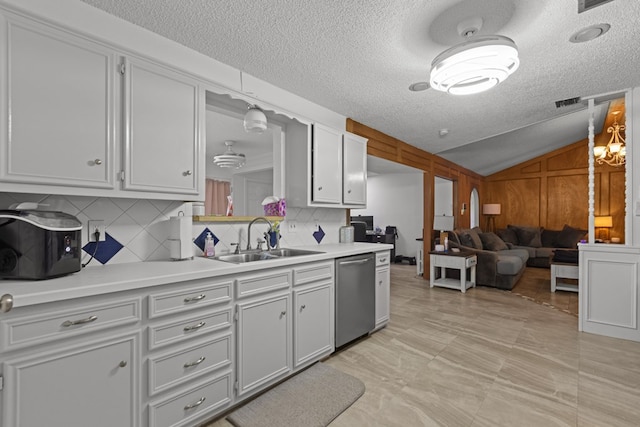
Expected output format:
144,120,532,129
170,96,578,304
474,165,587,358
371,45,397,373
429,35,519,95
213,141,246,169
243,105,267,133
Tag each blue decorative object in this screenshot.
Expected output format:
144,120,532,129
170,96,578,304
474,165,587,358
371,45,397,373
82,232,123,264
313,226,325,244
268,231,280,248
194,228,219,252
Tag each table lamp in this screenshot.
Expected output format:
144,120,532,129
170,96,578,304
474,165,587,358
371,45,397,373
433,215,454,250
594,216,613,241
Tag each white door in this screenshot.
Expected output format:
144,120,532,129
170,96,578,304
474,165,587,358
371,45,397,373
2,14,115,188
312,124,342,204
2,335,137,427
123,56,199,195
343,132,367,206
236,292,291,396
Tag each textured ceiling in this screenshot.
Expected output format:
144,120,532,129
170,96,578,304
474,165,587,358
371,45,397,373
81,0,640,175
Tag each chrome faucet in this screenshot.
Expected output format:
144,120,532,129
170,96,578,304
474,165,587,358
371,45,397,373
246,217,272,251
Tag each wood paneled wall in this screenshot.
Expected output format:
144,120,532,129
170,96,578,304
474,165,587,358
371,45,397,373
484,139,626,242
346,119,483,277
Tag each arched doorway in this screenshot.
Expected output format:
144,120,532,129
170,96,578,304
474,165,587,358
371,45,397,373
470,188,480,228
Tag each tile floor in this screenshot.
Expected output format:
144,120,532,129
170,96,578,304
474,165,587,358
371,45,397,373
205,265,640,427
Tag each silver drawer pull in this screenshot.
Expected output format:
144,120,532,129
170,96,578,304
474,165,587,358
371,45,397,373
184,397,206,410
183,170,192,176
0,294,13,313
62,315,98,327
119,360,127,368
379,257,387,262
280,311,286,318
184,294,206,303
94,159,103,165
184,356,206,368
183,321,206,332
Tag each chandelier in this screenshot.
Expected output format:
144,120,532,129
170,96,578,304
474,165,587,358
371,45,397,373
594,111,626,167
213,141,246,169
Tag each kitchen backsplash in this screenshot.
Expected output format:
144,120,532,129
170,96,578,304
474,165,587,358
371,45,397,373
0,192,345,265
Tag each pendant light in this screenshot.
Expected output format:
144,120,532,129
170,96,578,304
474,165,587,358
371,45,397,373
213,141,246,169
429,18,519,95
243,104,267,133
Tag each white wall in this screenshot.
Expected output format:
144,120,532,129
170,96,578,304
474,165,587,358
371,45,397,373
353,172,423,259
434,177,453,216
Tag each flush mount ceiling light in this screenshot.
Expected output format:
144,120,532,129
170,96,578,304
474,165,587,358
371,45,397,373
569,23,610,43
213,141,246,169
429,19,519,95
243,104,267,133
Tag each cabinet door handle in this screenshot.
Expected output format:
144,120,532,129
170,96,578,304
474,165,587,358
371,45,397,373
318,186,323,191
184,397,206,410
280,311,286,318
300,304,306,311
379,258,387,263
94,159,103,165
119,360,127,368
184,294,206,303
184,356,206,368
62,315,98,327
347,189,352,194
379,280,383,286
183,170,192,176
0,294,13,313
183,321,206,331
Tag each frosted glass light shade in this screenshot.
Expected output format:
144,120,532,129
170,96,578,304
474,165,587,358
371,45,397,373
430,35,519,95
244,106,267,133
433,215,454,231
594,216,613,228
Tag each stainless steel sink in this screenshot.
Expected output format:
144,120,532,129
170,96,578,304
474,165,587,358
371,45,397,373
212,252,279,263
210,248,324,263
267,248,324,257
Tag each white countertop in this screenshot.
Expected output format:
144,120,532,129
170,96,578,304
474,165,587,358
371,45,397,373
1,243,392,309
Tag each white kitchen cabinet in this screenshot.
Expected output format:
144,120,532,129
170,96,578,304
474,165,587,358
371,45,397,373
312,124,343,204
293,283,333,367
0,10,203,200
2,334,138,427
235,291,291,397
122,56,200,196
286,121,368,208
0,12,115,189
375,251,391,330
343,132,367,206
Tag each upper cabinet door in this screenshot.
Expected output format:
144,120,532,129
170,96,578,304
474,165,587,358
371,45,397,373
312,124,342,204
1,14,115,188
343,132,367,206
122,57,200,196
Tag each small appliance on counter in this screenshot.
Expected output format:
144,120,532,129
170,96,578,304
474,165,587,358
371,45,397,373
168,213,193,260
0,209,82,280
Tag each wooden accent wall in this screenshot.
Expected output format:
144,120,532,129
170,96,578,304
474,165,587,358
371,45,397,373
484,139,626,242
346,119,483,278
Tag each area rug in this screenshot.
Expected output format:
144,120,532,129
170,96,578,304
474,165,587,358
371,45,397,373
226,362,365,427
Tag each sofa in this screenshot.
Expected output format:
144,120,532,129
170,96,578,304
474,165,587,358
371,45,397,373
496,224,586,268
448,227,529,290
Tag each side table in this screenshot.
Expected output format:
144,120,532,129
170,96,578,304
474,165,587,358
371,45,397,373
550,262,579,292
429,251,477,293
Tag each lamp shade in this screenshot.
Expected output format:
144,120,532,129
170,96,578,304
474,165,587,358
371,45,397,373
433,215,454,231
594,216,613,228
244,105,267,133
483,204,501,215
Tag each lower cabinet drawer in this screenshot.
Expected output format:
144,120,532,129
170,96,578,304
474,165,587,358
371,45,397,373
148,372,232,427
148,333,232,396
148,308,232,350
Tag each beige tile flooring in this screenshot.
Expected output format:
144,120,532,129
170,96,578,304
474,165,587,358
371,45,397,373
205,265,640,427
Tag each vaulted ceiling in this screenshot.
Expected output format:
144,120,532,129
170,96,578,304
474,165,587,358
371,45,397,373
81,0,640,175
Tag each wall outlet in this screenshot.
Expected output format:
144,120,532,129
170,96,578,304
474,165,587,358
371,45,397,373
287,220,297,233
88,220,106,242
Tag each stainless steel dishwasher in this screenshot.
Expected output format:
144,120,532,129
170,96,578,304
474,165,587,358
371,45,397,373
335,252,376,347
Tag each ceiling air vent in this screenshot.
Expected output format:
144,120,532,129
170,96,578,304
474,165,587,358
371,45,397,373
579,0,614,13
555,97,581,108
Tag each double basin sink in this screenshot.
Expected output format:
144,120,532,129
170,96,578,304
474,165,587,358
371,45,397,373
212,248,324,264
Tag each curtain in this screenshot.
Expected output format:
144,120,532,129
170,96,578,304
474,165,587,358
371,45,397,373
205,179,231,215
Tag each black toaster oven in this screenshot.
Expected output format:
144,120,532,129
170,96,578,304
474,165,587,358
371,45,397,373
0,210,82,280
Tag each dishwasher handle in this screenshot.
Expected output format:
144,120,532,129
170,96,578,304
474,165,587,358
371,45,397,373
338,257,372,266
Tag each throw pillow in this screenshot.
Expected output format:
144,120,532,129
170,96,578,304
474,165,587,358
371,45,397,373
459,228,483,249
556,224,587,248
508,225,543,248
541,229,561,247
479,232,508,251
497,228,518,245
